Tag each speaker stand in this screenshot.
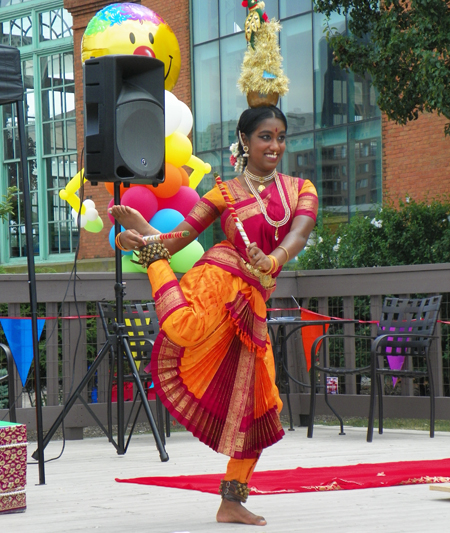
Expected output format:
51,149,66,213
32,181,168,462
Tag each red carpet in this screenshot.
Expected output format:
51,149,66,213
116,458,450,494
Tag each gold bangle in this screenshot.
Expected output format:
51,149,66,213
277,245,289,263
262,255,279,275
270,255,279,273
115,232,131,252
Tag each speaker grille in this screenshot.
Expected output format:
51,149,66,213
116,100,164,180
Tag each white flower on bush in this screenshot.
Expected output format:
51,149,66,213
333,236,341,252
371,218,383,228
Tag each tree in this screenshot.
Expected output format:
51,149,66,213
314,0,450,133
0,186,18,222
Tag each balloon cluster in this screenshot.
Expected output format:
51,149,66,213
106,91,210,274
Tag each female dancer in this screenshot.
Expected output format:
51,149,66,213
110,106,318,526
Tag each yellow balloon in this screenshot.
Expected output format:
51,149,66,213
59,170,87,214
81,4,181,91
187,155,212,190
165,132,193,167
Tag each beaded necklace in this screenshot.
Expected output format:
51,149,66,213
244,172,291,241
244,167,278,193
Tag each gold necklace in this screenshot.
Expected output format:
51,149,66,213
244,168,278,193
244,173,291,241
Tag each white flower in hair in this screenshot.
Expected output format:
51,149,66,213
229,141,245,173
229,142,239,157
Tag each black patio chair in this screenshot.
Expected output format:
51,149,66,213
0,342,16,422
307,295,442,443
367,295,442,442
98,301,170,444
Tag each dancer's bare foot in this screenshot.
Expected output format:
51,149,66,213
108,205,156,236
216,499,266,526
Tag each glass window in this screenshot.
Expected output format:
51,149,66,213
220,34,247,148
192,0,218,44
280,0,312,19
0,4,76,264
263,0,279,19
40,52,75,152
348,72,381,122
219,0,246,37
194,42,221,152
7,160,38,258
46,153,78,254
1,1,34,5
283,133,315,182
280,15,313,135
314,11,347,128
193,151,224,250
39,8,73,42
280,0,311,18
349,120,382,214
191,1,383,248
316,127,348,223
0,16,32,47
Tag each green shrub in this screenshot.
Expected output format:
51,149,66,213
293,195,450,270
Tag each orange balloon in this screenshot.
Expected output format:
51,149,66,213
179,167,190,187
147,163,182,199
104,182,129,197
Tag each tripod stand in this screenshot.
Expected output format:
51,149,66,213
32,181,169,462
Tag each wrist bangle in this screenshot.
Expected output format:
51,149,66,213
261,255,279,275
277,245,289,264
115,232,131,252
269,254,279,273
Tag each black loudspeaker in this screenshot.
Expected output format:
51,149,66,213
0,44,24,105
84,55,165,185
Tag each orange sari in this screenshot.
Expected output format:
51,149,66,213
148,175,318,459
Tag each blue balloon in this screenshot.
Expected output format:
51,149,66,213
150,208,184,234
109,225,132,255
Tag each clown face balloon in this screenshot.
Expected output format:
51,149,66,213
81,3,181,91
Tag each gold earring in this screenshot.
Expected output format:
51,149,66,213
243,145,249,158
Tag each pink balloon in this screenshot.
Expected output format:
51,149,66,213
107,198,115,224
120,186,159,222
157,186,200,217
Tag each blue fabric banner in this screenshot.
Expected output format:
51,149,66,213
0,318,45,386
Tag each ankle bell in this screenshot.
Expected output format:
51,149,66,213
218,479,249,503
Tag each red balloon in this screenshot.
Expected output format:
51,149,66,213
157,186,200,217
121,186,159,222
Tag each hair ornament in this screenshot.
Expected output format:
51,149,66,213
229,141,245,174
238,3,289,108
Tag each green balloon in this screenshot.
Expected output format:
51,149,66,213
84,216,104,233
122,254,147,274
170,240,204,274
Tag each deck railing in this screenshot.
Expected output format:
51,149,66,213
1,263,449,432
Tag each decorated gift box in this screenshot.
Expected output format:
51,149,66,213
0,421,27,514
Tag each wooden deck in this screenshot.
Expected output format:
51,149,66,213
3,424,450,532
